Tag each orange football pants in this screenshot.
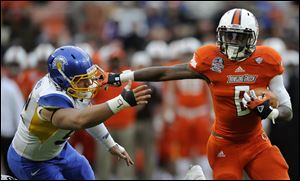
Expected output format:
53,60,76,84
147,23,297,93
207,131,289,180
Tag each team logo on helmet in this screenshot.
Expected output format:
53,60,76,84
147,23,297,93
211,57,224,73
52,55,68,71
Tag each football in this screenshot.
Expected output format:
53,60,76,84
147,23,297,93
251,87,279,108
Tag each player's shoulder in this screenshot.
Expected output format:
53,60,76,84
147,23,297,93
254,45,282,64
193,44,221,65
36,75,75,109
195,44,219,56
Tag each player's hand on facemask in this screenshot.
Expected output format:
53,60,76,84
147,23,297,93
98,71,121,90
109,144,134,166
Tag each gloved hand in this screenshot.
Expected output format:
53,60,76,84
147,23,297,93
98,72,122,91
107,73,122,87
106,81,152,114
242,90,274,119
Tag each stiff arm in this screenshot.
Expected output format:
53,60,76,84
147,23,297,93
120,63,209,83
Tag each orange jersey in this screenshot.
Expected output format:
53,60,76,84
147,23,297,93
189,44,284,141
15,69,45,99
175,79,210,108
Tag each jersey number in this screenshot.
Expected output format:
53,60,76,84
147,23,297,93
234,86,250,116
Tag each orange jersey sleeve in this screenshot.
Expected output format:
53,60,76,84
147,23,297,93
188,44,221,77
187,44,285,141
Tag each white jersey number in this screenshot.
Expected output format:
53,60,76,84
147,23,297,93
234,86,250,116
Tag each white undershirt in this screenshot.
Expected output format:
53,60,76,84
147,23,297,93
268,74,292,109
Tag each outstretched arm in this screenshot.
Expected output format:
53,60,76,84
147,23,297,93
133,63,206,81
107,63,209,85
39,82,152,130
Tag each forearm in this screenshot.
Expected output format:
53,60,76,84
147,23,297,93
52,103,114,130
134,66,180,81
120,64,204,82
51,95,130,130
275,105,293,123
86,123,116,150
77,103,114,128
268,75,293,123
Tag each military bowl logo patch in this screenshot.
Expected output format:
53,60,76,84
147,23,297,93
211,57,224,73
255,57,263,64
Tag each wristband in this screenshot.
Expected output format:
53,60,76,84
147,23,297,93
267,108,279,124
106,95,130,114
102,133,116,150
120,70,134,83
116,143,125,152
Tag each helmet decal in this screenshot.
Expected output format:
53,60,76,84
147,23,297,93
52,55,68,71
231,9,241,25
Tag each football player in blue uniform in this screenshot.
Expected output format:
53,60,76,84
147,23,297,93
7,46,152,180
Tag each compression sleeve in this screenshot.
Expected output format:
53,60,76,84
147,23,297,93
86,123,116,150
268,74,292,109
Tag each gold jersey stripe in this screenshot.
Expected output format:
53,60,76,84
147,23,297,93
29,106,58,143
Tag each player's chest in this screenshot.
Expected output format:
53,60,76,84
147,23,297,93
208,57,269,96
209,57,268,86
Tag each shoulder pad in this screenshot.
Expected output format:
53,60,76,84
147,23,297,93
38,93,74,109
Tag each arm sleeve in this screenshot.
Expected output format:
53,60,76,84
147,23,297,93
86,123,116,150
268,74,292,109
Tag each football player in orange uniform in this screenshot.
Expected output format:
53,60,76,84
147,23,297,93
104,8,293,180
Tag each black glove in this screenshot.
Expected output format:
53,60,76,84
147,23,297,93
254,100,273,119
242,90,273,119
121,87,137,106
108,73,122,87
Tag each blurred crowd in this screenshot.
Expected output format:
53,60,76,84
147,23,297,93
1,1,299,180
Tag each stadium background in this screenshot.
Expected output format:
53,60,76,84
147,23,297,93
1,1,299,180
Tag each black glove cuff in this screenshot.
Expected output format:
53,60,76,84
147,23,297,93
108,73,122,86
255,100,273,119
121,89,137,106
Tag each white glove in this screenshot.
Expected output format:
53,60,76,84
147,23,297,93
184,165,206,180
